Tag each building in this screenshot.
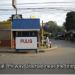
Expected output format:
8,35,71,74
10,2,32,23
0,21,11,47
12,19,40,51
0,19,40,51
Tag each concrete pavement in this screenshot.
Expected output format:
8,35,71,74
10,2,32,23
0,39,75,74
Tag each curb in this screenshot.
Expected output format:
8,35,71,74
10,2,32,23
0,46,58,53
38,46,58,52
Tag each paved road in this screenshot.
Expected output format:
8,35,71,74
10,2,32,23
0,39,75,74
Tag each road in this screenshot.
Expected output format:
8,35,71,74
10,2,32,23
0,39,75,74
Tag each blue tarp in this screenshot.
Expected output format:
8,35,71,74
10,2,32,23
12,19,40,30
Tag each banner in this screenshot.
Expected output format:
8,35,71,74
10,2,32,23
16,37,37,49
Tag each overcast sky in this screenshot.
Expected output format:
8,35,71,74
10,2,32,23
0,0,75,26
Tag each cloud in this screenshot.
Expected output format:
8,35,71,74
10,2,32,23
0,0,75,26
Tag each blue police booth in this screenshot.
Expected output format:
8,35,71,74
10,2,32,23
11,19,40,52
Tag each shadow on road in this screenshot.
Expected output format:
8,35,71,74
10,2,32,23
0,50,45,54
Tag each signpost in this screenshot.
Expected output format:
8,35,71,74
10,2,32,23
12,14,22,20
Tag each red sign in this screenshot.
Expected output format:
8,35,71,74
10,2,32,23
20,39,32,43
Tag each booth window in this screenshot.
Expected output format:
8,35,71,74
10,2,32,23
13,31,38,37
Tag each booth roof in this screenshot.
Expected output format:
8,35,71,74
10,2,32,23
12,19,40,30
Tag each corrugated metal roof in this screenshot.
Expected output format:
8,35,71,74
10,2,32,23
12,19,40,30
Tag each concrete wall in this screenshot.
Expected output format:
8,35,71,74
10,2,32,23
0,30,11,40
0,21,11,47
0,21,11,40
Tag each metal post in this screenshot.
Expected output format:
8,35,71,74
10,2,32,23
11,21,12,49
11,31,12,49
38,31,40,48
42,20,44,46
12,0,17,15
15,8,17,15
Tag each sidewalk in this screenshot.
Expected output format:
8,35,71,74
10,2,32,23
38,45,57,52
0,45,57,53
0,47,15,53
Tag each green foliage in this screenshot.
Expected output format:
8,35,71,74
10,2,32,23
64,11,75,31
44,21,64,33
43,21,65,37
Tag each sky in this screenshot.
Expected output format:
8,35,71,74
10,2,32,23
0,0,75,26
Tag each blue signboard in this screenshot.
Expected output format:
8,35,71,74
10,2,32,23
12,19,40,30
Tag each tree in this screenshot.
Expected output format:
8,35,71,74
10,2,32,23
44,21,64,33
64,11,75,31
43,21,65,37
44,21,58,33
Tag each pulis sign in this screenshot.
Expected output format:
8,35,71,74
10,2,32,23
20,39,32,43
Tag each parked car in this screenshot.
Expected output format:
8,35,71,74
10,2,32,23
55,35,64,40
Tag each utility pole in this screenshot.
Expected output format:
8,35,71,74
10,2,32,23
12,0,17,15
11,0,17,49
42,20,44,46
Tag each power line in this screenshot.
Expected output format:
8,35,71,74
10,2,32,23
18,2,75,5
0,7,72,15
0,2,75,6
0,7,75,11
